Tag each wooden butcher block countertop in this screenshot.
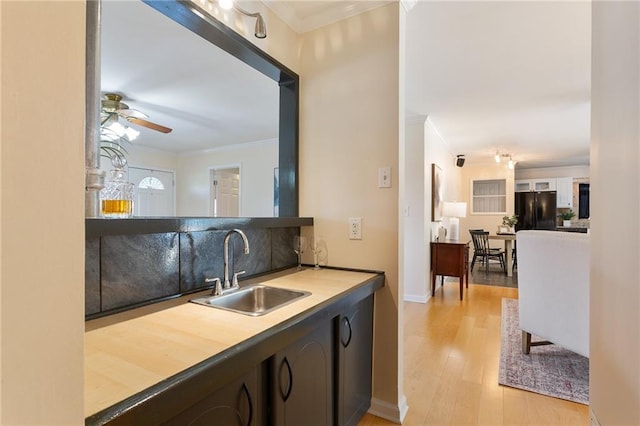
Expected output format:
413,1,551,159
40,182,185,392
85,267,383,420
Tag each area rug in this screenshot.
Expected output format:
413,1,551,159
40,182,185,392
498,298,589,405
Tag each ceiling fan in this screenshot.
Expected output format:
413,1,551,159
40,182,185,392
101,93,172,134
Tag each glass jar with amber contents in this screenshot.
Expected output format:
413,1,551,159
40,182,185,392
100,168,134,218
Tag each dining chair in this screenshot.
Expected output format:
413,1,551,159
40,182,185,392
469,230,506,274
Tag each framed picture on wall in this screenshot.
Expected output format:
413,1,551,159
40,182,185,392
431,163,443,221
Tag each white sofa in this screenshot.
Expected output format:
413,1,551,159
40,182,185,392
517,230,590,357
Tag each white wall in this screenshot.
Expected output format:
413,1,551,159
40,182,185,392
403,116,427,303
125,144,178,172
425,118,461,238
175,140,277,217
590,2,640,424
403,117,459,303
515,164,590,180
1,1,85,422
299,3,406,421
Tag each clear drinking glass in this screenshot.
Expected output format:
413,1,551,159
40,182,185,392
310,237,327,270
293,235,307,270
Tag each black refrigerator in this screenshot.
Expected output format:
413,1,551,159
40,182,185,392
515,191,557,231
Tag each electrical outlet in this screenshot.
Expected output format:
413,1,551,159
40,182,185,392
349,217,362,240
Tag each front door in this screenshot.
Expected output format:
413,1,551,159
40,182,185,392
128,167,175,216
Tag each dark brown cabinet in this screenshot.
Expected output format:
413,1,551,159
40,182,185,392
271,320,334,426
336,295,374,426
164,365,265,426
430,240,469,300
88,281,382,426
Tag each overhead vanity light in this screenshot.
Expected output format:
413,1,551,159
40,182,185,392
217,0,267,38
235,5,267,38
218,0,233,10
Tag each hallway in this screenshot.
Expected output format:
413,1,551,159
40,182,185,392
360,283,588,425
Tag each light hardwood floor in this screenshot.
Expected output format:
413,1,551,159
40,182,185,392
360,283,588,425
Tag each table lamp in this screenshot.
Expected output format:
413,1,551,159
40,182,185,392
442,201,467,241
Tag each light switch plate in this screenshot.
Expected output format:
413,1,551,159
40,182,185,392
378,167,391,188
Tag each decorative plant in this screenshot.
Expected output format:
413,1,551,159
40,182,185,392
502,214,518,228
559,210,576,221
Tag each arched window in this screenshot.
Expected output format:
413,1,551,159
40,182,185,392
138,176,165,190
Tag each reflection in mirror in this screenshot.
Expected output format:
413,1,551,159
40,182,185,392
100,0,280,217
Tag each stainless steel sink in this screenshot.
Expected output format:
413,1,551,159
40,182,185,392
190,284,311,316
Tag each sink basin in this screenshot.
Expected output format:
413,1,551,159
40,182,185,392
190,284,311,316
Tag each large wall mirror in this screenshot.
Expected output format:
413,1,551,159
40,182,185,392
92,0,298,218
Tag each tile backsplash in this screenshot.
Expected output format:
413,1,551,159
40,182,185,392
85,227,299,318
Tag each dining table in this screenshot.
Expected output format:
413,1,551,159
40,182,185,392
489,233,516,277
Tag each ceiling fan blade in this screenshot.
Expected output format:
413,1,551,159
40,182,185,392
126,116,173,134
117,108,148,119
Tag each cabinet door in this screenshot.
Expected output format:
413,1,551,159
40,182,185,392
556,177,573,208
533,178,556,191
515,180,532,192
336,295,374,426
271,320,333,426
164,365,264,426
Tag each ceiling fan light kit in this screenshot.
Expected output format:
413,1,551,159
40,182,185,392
100,93,173,135
100,93,172,170
103,121,139,142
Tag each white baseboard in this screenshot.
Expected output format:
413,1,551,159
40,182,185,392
368,394,408,424
404,293,428,303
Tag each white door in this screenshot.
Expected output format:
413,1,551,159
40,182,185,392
128,167,175,216
211,167,240,217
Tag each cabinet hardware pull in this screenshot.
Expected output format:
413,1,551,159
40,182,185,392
341,316,352,347
242,382,253,426
279,357,293,402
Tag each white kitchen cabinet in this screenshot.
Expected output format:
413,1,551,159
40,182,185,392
556,177,573,208
515,180,533,192
532,178,557,191
515,178,557,192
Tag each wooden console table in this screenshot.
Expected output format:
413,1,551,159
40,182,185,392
430,240,470,300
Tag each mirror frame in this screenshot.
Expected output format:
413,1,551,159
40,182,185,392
89,0,299,217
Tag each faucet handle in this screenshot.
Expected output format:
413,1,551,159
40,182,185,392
205,277,223,296
232,270,246,287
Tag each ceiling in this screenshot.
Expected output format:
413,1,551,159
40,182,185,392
102,1,592,169
404,1,591,169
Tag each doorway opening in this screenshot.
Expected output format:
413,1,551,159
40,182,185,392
210,166,241,217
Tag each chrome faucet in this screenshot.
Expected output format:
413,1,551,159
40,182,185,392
223,229,250,291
